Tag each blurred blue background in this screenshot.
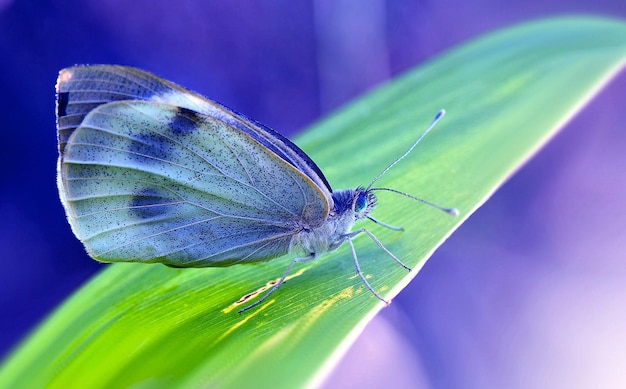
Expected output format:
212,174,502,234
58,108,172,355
1,1,625,387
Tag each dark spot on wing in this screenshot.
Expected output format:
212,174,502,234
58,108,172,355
57,92,69,117
129,187,175,219
169,107,201,135
129,132,172,164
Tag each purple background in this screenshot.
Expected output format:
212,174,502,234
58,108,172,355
1,1,625,387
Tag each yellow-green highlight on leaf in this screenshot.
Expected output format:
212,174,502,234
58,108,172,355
2,15,626,389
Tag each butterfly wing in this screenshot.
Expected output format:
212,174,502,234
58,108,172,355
57,65,333,194
58,100,330,267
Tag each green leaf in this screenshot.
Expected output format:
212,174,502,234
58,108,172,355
2,16,626,389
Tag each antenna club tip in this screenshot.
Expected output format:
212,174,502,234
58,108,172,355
436,109,446,120
447,208,460,217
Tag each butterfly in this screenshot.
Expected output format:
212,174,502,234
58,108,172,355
56,65,457,313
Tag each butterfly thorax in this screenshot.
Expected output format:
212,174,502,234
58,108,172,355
289,188,376,257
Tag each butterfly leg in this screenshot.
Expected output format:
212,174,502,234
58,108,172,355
345,228,412,306
239,254,315,314
367,216,404,231
349,228,411,271
347,237,389,305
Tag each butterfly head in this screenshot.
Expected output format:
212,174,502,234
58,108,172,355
331,187,376,221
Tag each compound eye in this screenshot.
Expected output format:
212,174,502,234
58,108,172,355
354,192,368,214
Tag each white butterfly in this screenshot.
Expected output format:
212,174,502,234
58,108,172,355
56,65,456,312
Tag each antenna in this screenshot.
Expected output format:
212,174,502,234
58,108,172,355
366,109,459,217
370,187,459,216
366,109,446,191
